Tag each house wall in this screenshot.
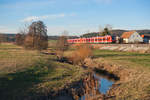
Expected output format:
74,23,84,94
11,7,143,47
128,32,143,43
123,38,128,43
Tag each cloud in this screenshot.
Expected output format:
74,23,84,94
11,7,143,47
20,13,76,22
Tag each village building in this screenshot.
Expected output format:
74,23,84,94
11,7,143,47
121,31,143,43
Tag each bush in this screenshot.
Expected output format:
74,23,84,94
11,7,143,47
55,35,69,61
15,33,25,46
69,44,93,66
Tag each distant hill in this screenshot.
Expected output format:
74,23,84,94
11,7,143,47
81,29,150,37
136,30,150,35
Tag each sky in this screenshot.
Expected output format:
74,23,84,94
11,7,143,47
0,0,150,36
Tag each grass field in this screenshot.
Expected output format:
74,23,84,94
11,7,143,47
94,49,150,68
0,43,150,100
93,49,150,99
0,43,86,100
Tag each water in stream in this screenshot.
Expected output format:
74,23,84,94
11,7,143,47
79,73,115,100
94,73,114,94
53,71,117,100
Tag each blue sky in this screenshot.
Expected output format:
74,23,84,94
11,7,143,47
0,0,150,36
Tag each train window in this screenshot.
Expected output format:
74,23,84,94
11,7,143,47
112,36,115,40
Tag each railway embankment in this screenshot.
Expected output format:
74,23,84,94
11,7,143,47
93,44,150,53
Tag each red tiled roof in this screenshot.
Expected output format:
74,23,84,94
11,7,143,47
121,31,136,38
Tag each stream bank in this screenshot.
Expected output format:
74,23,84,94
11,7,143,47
51,68,119,100
84,57,150,100
48,53,150,100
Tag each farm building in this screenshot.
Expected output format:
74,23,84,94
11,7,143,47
121,31,143,43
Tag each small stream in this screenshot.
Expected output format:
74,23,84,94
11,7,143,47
79,71,117,100
53,70,119,100
94,73,114,94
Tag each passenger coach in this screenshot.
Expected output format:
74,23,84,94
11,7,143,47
67,35,114,44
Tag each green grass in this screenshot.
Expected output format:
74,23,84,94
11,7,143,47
0,43,86,100
0,59,54,99
93,49,150,68
2,43,150,100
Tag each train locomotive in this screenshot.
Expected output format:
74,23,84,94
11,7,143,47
67,35,116,44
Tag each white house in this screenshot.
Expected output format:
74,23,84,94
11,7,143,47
121,31,143,43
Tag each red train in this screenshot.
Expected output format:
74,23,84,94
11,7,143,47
67,35,115,44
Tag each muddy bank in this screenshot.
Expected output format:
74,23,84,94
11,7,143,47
49,71,118,100
51,72,104,100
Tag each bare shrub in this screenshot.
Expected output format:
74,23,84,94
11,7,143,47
69,44,93,66
55,31,69,61
24,21,48,50
16,23,28,46
15,33,25,46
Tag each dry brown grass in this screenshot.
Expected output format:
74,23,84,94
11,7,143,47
92,49,150,100
68,44,93,65
0,43,88,100
0,43,41,73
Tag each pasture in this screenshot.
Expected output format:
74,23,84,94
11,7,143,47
93,49,150,99
0,43,86,100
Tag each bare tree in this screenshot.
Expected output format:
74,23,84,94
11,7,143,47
106,24,112,34
16,23,29,46
101,24,112,36
15,33,25,46
56,31,69,61
18,23,29,35
24,20,48,50
105,24,112,31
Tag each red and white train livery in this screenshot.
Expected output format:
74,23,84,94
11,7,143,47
67,35,113,44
